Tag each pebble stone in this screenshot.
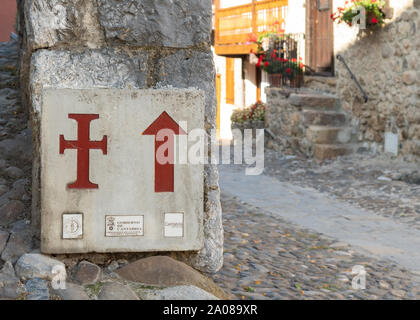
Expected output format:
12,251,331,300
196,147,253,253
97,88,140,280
210,193,420,300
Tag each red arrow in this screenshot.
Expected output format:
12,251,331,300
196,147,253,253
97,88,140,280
142,111,186,193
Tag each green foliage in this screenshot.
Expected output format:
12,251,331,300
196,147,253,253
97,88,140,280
231,101,266,124
331,0,386,27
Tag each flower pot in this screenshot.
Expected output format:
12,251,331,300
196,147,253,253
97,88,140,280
289,73,303,88
231,122,243,130
251,120,265,137
242,121,252,129
268,73,283,88
252,120,265,129
231,122,244,137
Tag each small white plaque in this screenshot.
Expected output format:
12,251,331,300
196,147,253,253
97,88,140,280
63,214,83,239
164,213,184,238
384,131,399,156
105,215,144,237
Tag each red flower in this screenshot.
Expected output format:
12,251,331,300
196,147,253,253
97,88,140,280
285,68,291,74
371,17,378,24
264,61,269,67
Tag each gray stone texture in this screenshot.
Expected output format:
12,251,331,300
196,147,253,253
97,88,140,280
51,282,90,300
73,261,101,285
116,256,231,299
0,229,9,253
98,282,139,300
1,223,33,263
0,200,25,226
97,0,211,47
141,285,218,300
15,253,66,281
20,0,223,274
26,278,50,300
0,261,25,299
23,0,105,51
30,49,148,114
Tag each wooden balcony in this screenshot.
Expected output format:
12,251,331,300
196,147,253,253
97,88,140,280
214,0,288,56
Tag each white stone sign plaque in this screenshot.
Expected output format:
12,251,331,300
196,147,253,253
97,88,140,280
40,88,204,253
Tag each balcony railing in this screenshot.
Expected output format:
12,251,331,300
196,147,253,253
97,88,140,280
214,0,288,55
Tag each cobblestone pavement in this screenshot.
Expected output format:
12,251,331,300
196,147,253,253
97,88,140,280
264,150,420,230
211,193,420,300
0,40,33,256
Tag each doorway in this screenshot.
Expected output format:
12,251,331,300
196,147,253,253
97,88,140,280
305,0,334,76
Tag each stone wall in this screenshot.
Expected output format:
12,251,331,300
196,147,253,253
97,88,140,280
334,0,420,159
18,0,223,273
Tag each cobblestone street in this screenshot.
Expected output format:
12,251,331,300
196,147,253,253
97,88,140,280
264,150,420,230
212,193,420,300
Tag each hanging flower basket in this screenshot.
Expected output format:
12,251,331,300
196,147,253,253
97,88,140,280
331,0,386,28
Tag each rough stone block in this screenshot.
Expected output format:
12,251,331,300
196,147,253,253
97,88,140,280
116,256,231,299
0,261,24,299
98,282,139,300
314,144,352,160
307,126,352,144
73,261,101,285
26,278,50,300
289,93,339,109
15,253,66,281
30,49,148,114
303,111,346,126
0,200,25,227
157,49,217,127
23,0,104,50
51,282,90,300
1,225,33,263
97,0,211,47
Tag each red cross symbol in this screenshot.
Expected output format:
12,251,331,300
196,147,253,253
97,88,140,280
59,114,108,189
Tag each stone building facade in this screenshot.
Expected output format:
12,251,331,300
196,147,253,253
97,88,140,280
17,0,223,273
334,0,420,160
266,0,419,161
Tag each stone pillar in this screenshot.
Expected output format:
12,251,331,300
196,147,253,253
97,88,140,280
19,0,223,273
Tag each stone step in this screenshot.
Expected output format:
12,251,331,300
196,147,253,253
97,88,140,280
289,93,339,110
303,110,346,126
313,144,353,160
307,126,352,144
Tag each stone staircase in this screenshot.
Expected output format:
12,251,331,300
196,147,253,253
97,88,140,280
289,92,354,160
